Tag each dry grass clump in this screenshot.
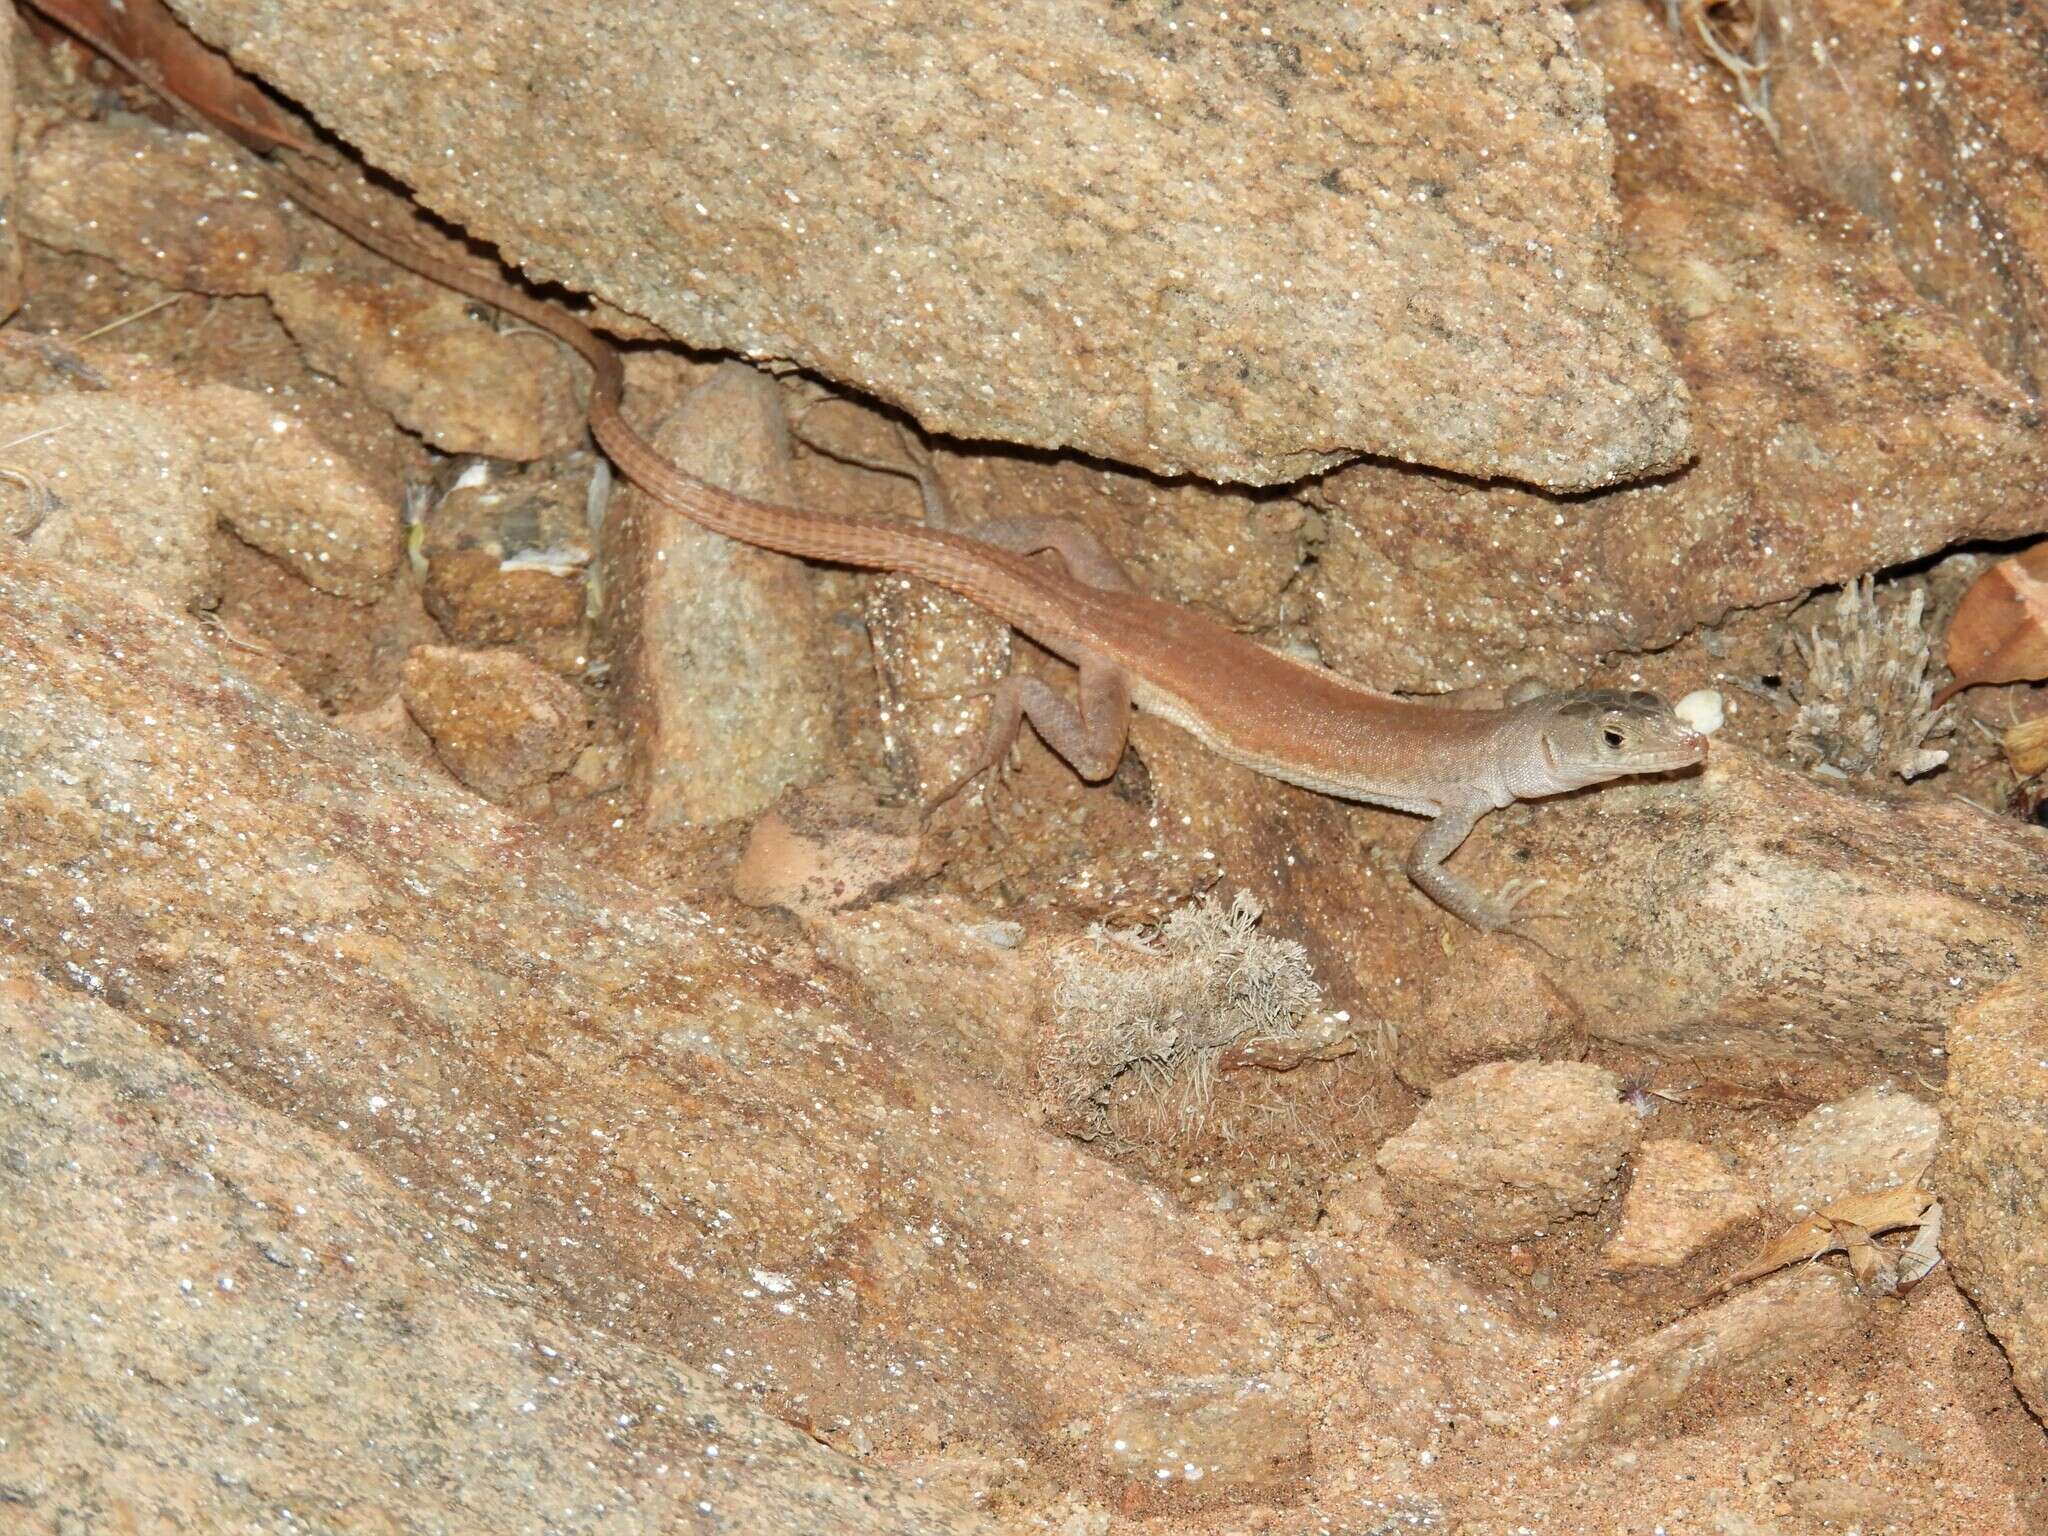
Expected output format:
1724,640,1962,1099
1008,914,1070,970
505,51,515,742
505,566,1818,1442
1044,891,1325,1145
1787,576,1953,781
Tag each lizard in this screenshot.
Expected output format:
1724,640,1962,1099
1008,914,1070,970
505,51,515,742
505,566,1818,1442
87,32,1707,932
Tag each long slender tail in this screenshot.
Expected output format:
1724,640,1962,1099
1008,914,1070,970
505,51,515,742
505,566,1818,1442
54,21,1088,640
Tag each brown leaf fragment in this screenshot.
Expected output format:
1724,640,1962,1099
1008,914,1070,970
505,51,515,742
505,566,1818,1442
1823,1185,1937,1233
1936,542,2048,706
24,0,317,155
1838,1222,1895,1295
1707,1185,1935,1302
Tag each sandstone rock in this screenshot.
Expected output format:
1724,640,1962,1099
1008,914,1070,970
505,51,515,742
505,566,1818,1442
1317,1164,1397,1241
188,381,402,600
1784,1478,1897,1529
0,950,988,1535
1305,1,2048,691
1459,746,2048,1075
0,550,1289,1469
267,268,585,460
0,335,401,626
1763,0,2048,396
0,8,20,320
400,643,589,803
1602,1139,1763,1275
333,687,436,766
799,896,1052,1082
20,114,295,293
1376,1061,1639,1243
428,542,588,645
1769,1087,1941,1218
1300,1223,1530,1359
0,385,217,608
866,440,1309,636
1396,942,1583,1089
1093,1378,1311,1512
1297,1214,1537,1448
1933,961,2048,1420
732,784,923,915
604,361,837,826
1565,1269,1862,1447
212,526,440,711
865,567,1011,804
167,0,1689,490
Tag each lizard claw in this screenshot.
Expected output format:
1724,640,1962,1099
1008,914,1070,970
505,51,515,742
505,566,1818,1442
1494,877,1573,930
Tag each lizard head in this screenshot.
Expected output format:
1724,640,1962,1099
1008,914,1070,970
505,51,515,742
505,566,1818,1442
1524,688,1707,790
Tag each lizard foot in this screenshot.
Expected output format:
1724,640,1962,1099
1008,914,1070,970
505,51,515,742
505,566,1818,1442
1493,878,1574,932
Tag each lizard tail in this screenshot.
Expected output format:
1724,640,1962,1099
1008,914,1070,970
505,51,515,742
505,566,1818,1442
58,21,1094,646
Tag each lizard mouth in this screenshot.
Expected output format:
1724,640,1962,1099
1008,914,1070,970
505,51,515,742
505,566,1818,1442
1636,735,1708,772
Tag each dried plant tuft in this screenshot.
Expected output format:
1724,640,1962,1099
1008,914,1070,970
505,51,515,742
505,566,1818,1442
1787,577,1953,781
1045,891,1326,1145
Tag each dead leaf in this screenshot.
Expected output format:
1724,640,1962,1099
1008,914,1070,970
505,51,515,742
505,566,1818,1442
1935,542,2048,706
1707,1184,1936,1303
24,0,317,155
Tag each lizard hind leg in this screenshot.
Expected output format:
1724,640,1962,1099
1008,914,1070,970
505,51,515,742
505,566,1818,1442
927,655,1133,809
959,517,1135,592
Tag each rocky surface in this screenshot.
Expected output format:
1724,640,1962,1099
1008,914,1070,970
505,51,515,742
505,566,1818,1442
1602,1138,1763,1276
798,895,1053,1085
1092,1378,1312,1512
20,113,296,293
0,948,989,1535
1305,1,2048,691
0,341,402,606
163,0,1690,490
0,548,1293,1485
1769,1087,1942,1217
1393,943,1584,1089
267,268,585,461
187,380,403,600
864,566,1011,803
399,642,591,805
1444,746,2048,1075
1935,961,2048,1420
732,785,925,916
212,526,441,713
0,380,219,607
1376,1061,1640,1243
418,453,599,668
0,10,18,321
1297,1167,2039,1523
1565,1270,1864,1447
1764,0,2048,397
603,361,838,827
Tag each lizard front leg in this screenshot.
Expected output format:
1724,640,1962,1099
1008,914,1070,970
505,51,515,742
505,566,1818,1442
1405,798,1522,932
930,652,1132,806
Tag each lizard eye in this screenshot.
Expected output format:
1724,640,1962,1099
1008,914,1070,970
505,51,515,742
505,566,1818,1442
1602,725,1627,749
